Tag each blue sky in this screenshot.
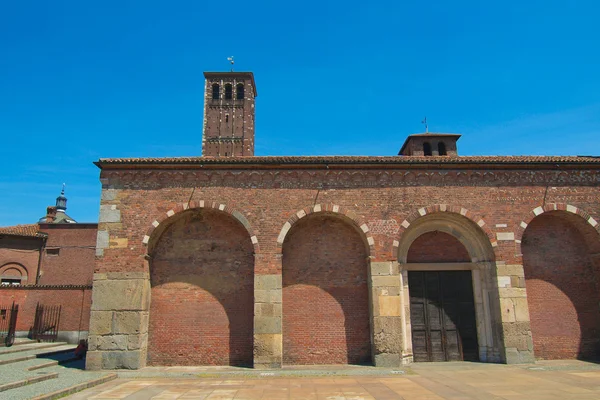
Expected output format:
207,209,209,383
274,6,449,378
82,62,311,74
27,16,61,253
1,1,599,225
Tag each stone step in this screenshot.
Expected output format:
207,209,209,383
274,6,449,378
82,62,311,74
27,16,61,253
0,342,69,356
0,338,36,348
0,371,58,392
0,362,117,400
0,345,76,366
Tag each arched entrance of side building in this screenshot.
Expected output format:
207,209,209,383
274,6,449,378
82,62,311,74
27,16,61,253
147,208,255,366
522,210,600,361
397,211,502,363
281,212,372,365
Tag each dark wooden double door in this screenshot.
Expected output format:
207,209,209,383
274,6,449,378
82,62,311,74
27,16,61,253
409,271,479,362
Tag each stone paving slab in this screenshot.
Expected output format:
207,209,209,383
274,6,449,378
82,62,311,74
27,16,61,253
63,361,600,400
0,360,116,400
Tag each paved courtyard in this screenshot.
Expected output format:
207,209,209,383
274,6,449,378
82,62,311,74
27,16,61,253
65,360,600,400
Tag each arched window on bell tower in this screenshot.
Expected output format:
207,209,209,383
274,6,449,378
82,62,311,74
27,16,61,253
423,142,432,156
212,83,220,100
438,142,447,156
236,83,244,100
224,84,233,100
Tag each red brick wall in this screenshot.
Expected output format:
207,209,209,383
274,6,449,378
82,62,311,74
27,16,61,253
94,167,600,365
282,215,371,365
148,209,254,366
522,211,600,360
0,236,43,285
407,231,470,263
38,224,97,286
0,287,91,332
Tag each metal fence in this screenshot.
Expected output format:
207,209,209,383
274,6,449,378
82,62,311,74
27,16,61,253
31,303,61,342
0,302,19,347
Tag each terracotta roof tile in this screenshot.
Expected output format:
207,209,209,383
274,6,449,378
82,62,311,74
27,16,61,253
95,155,600,167
0,224,46,238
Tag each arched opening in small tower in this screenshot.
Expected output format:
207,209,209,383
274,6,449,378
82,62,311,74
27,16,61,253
236,83,244,100
423,142,432,156
212,83,220,100
224,84,233,100
438,142,447,156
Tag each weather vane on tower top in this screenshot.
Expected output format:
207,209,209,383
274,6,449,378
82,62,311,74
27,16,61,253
227,56,234,72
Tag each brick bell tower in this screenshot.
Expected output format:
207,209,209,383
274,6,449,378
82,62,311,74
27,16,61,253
202,72,257,157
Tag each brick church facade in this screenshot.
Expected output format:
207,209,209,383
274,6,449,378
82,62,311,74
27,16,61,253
87,71,600,370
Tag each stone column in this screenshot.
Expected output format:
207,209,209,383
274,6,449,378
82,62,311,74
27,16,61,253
369,261,402,367
86,272,150,370
254,274,282,368
497,263,535,363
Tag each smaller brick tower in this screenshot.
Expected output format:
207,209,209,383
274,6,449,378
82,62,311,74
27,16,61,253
202,72,257,157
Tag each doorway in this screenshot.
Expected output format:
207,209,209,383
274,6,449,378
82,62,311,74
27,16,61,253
409,271,478,362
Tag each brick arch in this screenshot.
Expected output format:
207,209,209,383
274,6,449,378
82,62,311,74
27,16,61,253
275,203,374,256
515,203,600,254
141,200,259,253
0,263,29,285
392,204,497,261
0,263,28,277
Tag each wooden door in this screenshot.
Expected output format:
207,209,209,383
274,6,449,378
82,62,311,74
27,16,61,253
409,271,479,362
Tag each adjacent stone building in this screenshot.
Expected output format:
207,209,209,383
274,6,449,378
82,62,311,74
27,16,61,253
87,71,600,370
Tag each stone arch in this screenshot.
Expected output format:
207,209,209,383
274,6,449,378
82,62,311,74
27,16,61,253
515,203,600,254
276,203,374,256
521,207,600,360
0,263,28,285
280,206,373,365
146,206,255,366
394,205,496,263
142,200,259,254
395,207,501,363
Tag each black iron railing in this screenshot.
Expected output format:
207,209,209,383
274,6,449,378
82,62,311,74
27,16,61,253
0,302,19,347
32,303,61,342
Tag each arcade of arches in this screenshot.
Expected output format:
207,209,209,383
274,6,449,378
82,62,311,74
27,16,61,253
88,204,600,370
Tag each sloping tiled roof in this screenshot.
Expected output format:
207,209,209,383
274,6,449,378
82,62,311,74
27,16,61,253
0,224,47,238
95,155,600,167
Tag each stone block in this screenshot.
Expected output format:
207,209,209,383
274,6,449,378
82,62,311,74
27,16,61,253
379,296,401,317
499,287,527,298
255,290,268,303
505,348,535,364
99,205,121,223
91,279,150,311
496,264,525,277
114,311,144,334
372,316,402,354
370,262,392,276
91,335,128,351
378,287,401,297
502,321,531,337
374,353,401,368
254,317,282,334
255,275,282,290
85,351,102,370
89,311,113,336
101,189,117,201
371,276,400,287
253,333,282,358
109,237,128,249
127,333,148,350
500,298,515,323
513,298,530,322
101,350,145,369
504,335,529,351
93,273,107,281
96,231,109,257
